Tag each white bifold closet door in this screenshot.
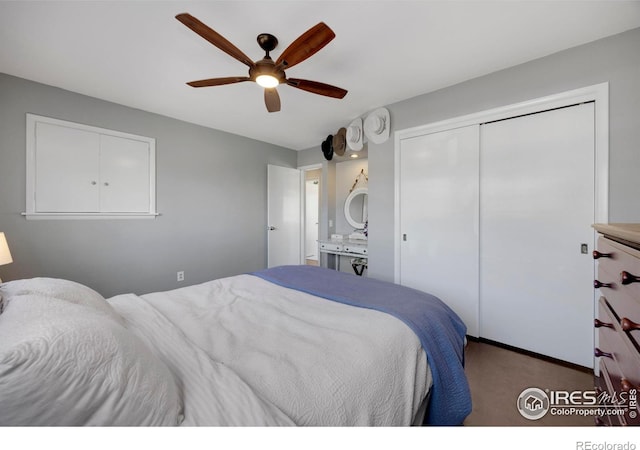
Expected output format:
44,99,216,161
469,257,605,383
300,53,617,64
399,125,480,336
479,102,595,368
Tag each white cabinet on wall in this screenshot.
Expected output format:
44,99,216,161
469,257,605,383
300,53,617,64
25,114,156,219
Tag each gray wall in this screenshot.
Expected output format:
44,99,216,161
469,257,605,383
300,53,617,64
4,26,638,294
0,73,297,297
300,27,640,283
367,26,640,282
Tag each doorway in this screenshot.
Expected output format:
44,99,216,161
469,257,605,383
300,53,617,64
267,164,301,268
304,168,321,266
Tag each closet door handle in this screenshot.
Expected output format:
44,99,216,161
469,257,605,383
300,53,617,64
621,271,640,285
592,250,613,259
621,317,640,332
594,319,614,329
594,280,613,289
594,348,613,359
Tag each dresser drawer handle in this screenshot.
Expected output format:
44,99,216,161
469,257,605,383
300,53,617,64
621,271,640,285
594,319,614,329
620,378,637,392
593,280,613,289
621,317,640,332
594,348,613,359
593,250,613,259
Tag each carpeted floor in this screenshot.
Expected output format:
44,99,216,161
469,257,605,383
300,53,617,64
463,340,594,426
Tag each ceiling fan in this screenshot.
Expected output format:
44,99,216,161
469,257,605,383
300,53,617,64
176,13,348,113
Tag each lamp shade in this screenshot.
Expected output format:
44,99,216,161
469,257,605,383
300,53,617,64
0,232,13,266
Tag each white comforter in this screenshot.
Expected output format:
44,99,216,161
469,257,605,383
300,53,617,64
108,274,431,426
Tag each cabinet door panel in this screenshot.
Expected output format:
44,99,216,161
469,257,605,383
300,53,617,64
35,122,100,212
399,125,480,336
99,135,150,213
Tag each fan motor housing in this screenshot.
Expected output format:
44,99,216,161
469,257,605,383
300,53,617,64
257,33,278,53
249,57,286,84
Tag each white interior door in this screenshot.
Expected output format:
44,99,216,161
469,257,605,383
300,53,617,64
399,125,480,336
305,178,320,261
267,164,301,268
479,103,595,368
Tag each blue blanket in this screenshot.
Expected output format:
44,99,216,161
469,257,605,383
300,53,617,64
250,265,471,426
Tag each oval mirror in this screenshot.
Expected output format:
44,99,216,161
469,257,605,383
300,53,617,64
344,187,368,229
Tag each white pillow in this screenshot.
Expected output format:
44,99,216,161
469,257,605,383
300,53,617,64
0,294,184,426
0,278,124,325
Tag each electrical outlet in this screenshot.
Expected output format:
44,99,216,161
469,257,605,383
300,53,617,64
177,271,185,282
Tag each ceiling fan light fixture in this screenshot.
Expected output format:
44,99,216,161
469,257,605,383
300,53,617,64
176,14,347,111
256,74,279,88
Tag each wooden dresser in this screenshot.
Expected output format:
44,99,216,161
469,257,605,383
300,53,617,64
593,223,640,426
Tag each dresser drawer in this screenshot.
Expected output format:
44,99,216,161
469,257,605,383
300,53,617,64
596,360,626,426
598,265,640,350
319,242,343,252
596,237,640,304
343,245,367,255
596,298,640,424
592,227,640,426
597,299,630,389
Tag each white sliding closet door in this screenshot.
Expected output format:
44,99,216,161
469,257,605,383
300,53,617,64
399,125,480,336
479,103,595,368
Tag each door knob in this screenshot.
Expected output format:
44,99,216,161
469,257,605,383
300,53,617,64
268,226,277,231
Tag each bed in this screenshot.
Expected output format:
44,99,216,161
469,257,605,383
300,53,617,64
0,265,471,426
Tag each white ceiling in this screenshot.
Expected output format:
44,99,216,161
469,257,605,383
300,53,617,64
1,1,640,151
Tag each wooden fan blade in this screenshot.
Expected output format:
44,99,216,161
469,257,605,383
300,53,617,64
275,22,335,69
187,76,251,87
264,88,281,112
287,78,347,99
176,13,255,68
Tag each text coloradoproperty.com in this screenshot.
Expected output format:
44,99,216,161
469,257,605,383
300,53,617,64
551,407,626,417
